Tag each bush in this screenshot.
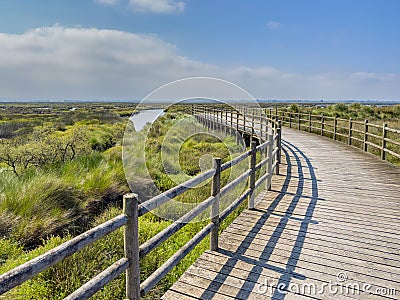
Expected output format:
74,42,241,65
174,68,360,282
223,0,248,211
289,103,300,113
334,103,348,112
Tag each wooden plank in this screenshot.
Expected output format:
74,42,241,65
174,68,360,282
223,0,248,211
224,224,400,262
162,289,199,300
232,212,400,248
192,253,387,300
218,233,400,282
182,262,382,300
166,280,237,300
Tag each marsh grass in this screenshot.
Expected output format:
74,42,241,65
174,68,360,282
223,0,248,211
0,151,129,248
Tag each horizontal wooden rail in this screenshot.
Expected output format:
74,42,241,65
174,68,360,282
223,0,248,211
272,109,400,163
140,222,215,296
0,214,128,295
385,148,400,159
387,138,400,147
255,156,270,171
138,168,215,216
139,195,216,258
365,141,381,149
221,150,251,172
64,258,129,300
366,132,381,139
219,169,252,198
219,188,252,222
1,105,281,299
387,127,400,134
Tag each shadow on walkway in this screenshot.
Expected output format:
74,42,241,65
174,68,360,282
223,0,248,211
200,139,320,299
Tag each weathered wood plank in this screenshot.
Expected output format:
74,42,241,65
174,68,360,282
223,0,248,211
218,235,400,284
224,226,400,264
229,213,400,249
191,254,386,300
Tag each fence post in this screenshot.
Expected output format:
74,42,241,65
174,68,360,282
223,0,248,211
230,111,233,135
210,158,221,251
214,108,217,130
225,110,228,134
205,107,209,129
124,194,140,300
251,110,255,142
236,111,239,133
265,114,268,140
308,112,312,133
220,109,223,132
381,123,387,160
298,113,301,130
266,133,273,190
348,118,353,145
276,123,281,175
209,107,212,129
289,112,292,128
249,141,257,210
243,111,246,133
217,109,220,131
364,119,369,152
334,117,337,140
321,114,324,136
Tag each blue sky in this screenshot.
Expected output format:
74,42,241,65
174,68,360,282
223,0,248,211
0,0,399,100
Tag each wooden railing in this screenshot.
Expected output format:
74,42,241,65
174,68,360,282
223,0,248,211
192,106,281,142
0,108,281,299
262,108,400,162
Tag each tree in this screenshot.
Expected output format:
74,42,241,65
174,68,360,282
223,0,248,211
0,138,25,175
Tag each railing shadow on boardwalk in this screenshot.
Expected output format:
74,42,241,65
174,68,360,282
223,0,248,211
199,139,321,299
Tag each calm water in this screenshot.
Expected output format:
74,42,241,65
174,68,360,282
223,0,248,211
130,109,164,131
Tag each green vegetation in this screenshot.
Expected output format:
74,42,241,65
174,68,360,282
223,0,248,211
285,102,400,125
0,103,251,299
0,103,131,249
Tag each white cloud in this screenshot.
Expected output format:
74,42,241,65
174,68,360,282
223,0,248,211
0,26,214,100
0,26,398,101
266,21,280,30
95,0,118,5
94,0,185,14
350,72,398,84
129,0,185,13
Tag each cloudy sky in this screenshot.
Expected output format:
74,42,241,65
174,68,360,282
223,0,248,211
0,0,399,101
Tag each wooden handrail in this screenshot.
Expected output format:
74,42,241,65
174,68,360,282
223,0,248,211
274,108,400,163
0,105,282,299
0,214,128,295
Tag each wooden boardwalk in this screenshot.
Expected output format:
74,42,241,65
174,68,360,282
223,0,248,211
163,128,400,299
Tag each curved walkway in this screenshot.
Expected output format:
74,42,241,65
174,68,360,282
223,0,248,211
163,128,400,299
